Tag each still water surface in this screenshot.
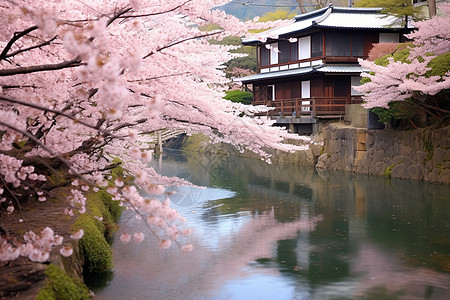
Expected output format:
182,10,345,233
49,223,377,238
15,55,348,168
95,151,450,300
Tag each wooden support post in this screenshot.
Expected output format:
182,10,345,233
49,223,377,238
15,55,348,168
156,131,162,154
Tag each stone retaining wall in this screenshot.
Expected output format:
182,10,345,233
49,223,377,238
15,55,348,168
316,123,450,184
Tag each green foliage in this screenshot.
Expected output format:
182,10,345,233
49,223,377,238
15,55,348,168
224,55,257,72
374,44,412,66
368,44,450,127
197,23,222,31
36,264,90,300
355,0,424,23
258,9,297,22
224,90,253,105
371,100,417,123
425,52,450,78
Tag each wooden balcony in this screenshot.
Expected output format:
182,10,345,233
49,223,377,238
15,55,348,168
254,96,363,119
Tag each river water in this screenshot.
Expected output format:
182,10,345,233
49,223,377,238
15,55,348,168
95,151,450,300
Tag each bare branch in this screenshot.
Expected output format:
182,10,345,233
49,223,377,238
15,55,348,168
0,26,38,60
4,36,58,59
118,0,193,20
0,58,83,76
143,30,223,59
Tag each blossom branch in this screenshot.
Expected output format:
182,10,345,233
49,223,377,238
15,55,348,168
0,95,120,138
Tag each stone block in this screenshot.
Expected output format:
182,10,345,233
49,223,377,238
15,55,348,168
330,153,339,164
445,149,450,161
391,164,406,178
403,157,413,168
392,155,404,165
400,144,412,156
407,165,420,180
437,169,450,184
374,161,387,176
311,144,323,157
425,167,441,182
385,145,394,159
366,132,375,147
356,132,367,151
355,150,367,161
336,129,346,140
334,139,342,153
416,150,427,164
433,147,446,165
373,150,385,164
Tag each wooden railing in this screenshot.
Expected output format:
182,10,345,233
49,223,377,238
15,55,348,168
255,96,363,118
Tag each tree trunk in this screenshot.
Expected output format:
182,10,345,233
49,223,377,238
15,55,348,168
427,0,437,18
295,0,308,14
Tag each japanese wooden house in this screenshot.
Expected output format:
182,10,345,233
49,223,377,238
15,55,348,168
238,5,413,133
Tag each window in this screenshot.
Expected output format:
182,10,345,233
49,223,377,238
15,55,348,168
352,34,364,57
351,76,363,96
334,77,349,97
311,32,323,57
278,40,291,63
267,85,275,101
301,81,310,112
379,33,400,43
290,40,298,61
325,33,368,57
270,43,278,65
326,33,351,56
298,36,311,60
260,46,269,66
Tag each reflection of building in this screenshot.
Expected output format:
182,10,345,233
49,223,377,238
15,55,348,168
238,5,413,134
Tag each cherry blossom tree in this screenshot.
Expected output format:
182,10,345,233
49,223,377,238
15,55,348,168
0,0,305,262
355,3,450,126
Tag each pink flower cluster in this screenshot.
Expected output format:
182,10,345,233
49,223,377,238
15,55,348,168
0,0,306,262
356,3,450,109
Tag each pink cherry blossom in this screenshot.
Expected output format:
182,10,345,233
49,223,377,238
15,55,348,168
0,0,306,262
60,245,74,257
70,229,84,240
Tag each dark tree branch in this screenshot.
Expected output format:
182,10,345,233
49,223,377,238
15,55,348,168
0,26,38,60
143,30,223,59
4,36,58,59
118,0,192,20
0,58,83,76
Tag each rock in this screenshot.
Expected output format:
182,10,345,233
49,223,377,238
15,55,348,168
433,147,446,165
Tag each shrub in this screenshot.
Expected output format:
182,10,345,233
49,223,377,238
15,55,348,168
224,90,253,105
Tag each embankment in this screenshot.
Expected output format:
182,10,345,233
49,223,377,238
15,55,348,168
178,123,450,185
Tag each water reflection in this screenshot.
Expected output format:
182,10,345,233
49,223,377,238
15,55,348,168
95,151,450,300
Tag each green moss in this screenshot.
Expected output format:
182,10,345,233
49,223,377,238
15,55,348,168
73,214,112,280
182,133,210,153
384,162,401,178
36,264,90,300
71,190,122,282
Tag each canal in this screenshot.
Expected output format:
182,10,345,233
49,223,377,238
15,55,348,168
95,150,450,300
